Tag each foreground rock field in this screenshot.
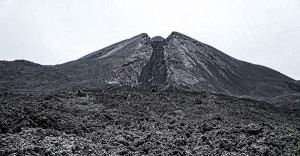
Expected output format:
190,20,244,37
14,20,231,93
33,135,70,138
1,86,300,155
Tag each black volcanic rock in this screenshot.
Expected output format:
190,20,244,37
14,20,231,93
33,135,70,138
1,31,300,109
1,86,300,155
138,37,167,84
151,36,164,41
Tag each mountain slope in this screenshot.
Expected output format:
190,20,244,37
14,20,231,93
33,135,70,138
0,60,68,92
164,32,298,100
57,33,152,87
1,32,300,108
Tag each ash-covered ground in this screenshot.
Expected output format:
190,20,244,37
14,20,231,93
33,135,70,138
1,85,300,156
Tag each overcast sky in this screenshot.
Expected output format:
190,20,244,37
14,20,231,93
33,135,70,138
1,0,300,80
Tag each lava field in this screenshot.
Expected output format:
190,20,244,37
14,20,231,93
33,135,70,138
1,86,300,155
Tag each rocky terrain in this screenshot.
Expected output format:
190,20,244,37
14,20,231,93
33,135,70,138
1,85,300,155
1,32,300,155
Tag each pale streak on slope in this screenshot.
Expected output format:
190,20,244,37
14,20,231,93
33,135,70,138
98,38,137,59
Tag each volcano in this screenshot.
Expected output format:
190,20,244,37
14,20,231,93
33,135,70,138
1,32,300,155
1,31,300,109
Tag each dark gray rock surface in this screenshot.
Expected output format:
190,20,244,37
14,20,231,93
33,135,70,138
58,33,153,87
1,86,300,155
164,32,300,108
138,38,167,84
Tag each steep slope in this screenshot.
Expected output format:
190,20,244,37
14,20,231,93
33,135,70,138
57,33,152,88
164,32,300,103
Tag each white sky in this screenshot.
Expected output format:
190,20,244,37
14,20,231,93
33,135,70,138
0,0,300,80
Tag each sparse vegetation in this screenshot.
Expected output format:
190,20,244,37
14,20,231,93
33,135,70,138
287,128,300,156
